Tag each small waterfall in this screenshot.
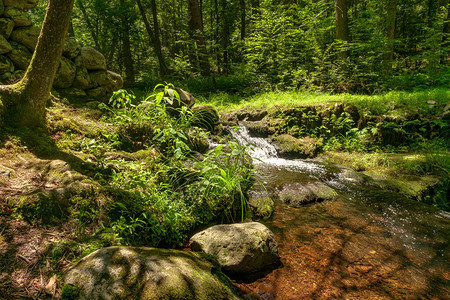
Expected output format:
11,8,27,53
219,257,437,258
230,125,326,175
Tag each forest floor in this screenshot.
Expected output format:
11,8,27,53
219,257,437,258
0,88,449,299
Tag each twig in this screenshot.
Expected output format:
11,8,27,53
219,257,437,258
300,5,332,28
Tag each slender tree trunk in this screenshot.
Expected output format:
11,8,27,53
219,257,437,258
135,0,168,76
188,0,211,76
220,0,230,75
120,0,135,85
383,0,398,73
76,0,101,50
240,0,246,40
335,0,349,60
0,0,75,128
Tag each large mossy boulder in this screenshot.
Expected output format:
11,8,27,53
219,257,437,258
5,41,31,70
64,246,242,300
4,7,32,27
53,57,76,89
63,37,81,59
271,134,323,158
0,34,11,54
10,26,40,51
190,222,280,274
72,66,91,90
279,182,338,206
0,18,15,38
4,0,39,10
0,55,14,74
79,46,107,71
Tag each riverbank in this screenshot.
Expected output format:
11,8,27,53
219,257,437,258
206,88,449,210
0,87,448,298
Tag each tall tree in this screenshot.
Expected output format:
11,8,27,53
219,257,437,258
188,0,211,76
0,0,75,128
120,0,135,85
136,0,169,76
383,0,398,73
335,0,349,60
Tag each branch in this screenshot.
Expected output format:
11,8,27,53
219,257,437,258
300,5,333,28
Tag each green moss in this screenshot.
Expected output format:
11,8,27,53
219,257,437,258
60,284,80,300
248,196,274,219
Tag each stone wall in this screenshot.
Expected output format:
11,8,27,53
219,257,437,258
0,0,122,101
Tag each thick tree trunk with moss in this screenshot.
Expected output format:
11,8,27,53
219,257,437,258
0,0,75,128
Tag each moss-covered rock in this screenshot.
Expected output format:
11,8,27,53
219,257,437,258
248,188,275,219
190,222,280,274
64,246,242,300
192,105,220,132
80,46,107,71
271,134,323,158
0,55,14,74
63,37,81,59
242,119,276,138
4,7,32,27
4,0,39,10
10,26,40,51
0,34,11,55
5,41,31,70
54,57,77,89
279,182,338,206
0,18,15,39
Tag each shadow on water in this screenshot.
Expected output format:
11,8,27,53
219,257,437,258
230,126,450,299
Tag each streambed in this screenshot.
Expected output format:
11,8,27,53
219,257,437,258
231,126,450,299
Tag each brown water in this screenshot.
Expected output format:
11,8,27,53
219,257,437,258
231,127,450,299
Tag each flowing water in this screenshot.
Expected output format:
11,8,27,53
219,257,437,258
230,126,450,300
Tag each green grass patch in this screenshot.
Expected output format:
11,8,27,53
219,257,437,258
199,88,450,118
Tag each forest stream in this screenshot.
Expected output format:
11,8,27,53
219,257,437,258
230,126,449,300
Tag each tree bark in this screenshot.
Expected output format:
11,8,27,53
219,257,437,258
335,0,349,60
120,0,135,85
0,0,75,128
220,0,231,75
240,0,246,40
188,0,211,76
136,0,168,76
383,0,398,73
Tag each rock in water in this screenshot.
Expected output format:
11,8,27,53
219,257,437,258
64,246,242,300
190,222,280,274
279,182,338,206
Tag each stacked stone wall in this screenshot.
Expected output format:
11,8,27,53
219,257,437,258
0,0,122,101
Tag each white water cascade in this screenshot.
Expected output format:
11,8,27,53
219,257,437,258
229,126,326,175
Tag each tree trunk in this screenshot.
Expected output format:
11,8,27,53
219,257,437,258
76,0,101,50
136,0,168,76
188,0,211,76
383,0,398,73
0,0,75,128
220,0,231,75
120,0,135,85
240,0,246,40
335,0,349,60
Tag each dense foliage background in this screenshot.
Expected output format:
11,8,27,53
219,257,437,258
30,0,448,94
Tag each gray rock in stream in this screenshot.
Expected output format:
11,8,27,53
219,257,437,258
279,182,338,206
190,222,280,274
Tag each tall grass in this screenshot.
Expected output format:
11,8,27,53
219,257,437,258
199,88,450,116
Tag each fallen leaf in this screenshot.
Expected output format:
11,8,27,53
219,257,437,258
45,274,57,295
